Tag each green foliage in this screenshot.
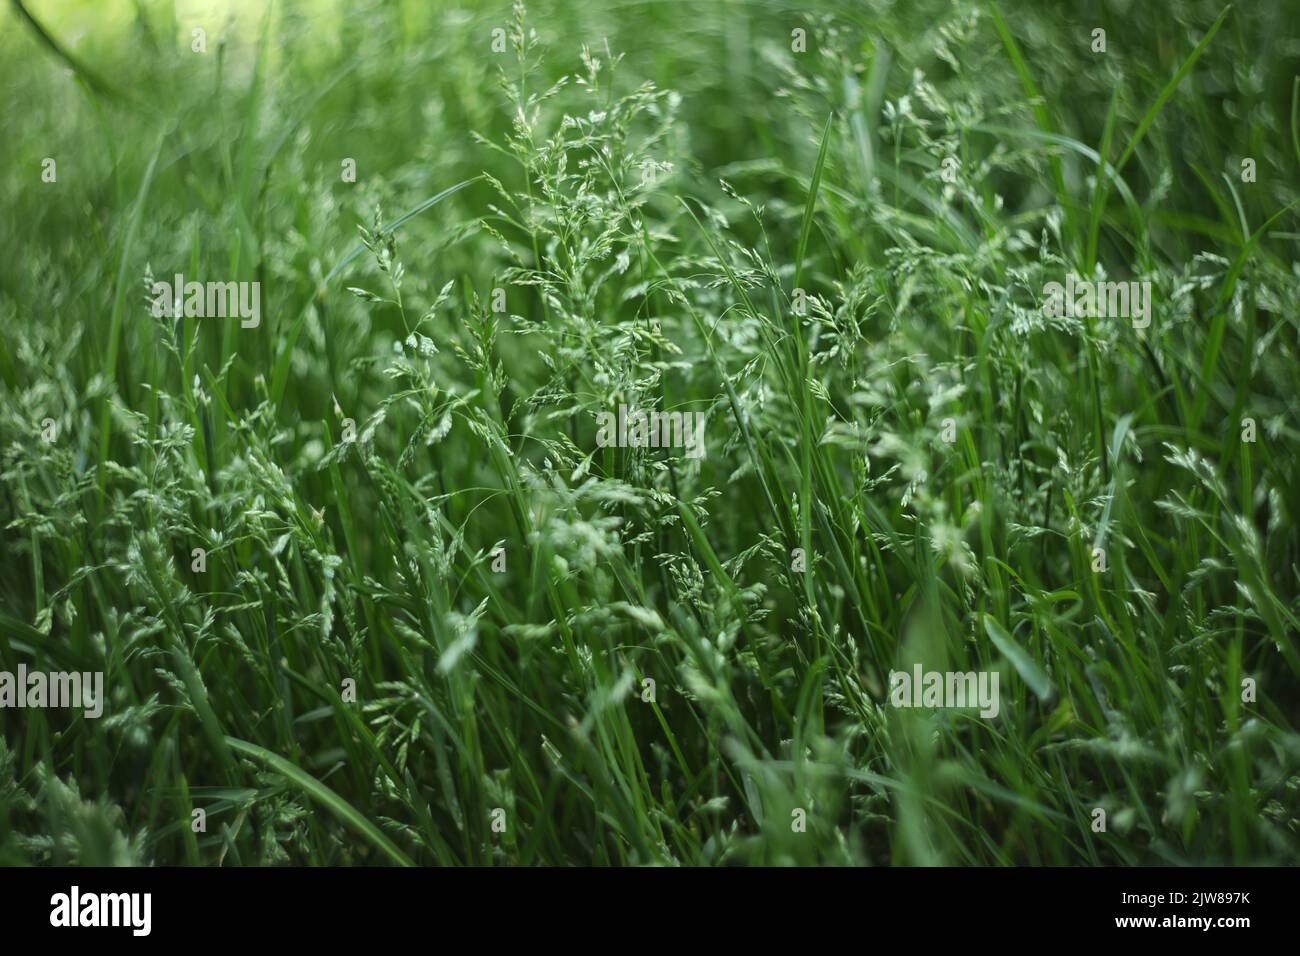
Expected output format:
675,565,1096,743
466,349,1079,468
0,0,1297,865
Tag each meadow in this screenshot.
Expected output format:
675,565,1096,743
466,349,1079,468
0,0,1298,866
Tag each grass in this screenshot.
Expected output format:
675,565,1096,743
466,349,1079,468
0,0,1298,866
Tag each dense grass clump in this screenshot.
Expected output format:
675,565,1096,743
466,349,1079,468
1,0,1298,865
